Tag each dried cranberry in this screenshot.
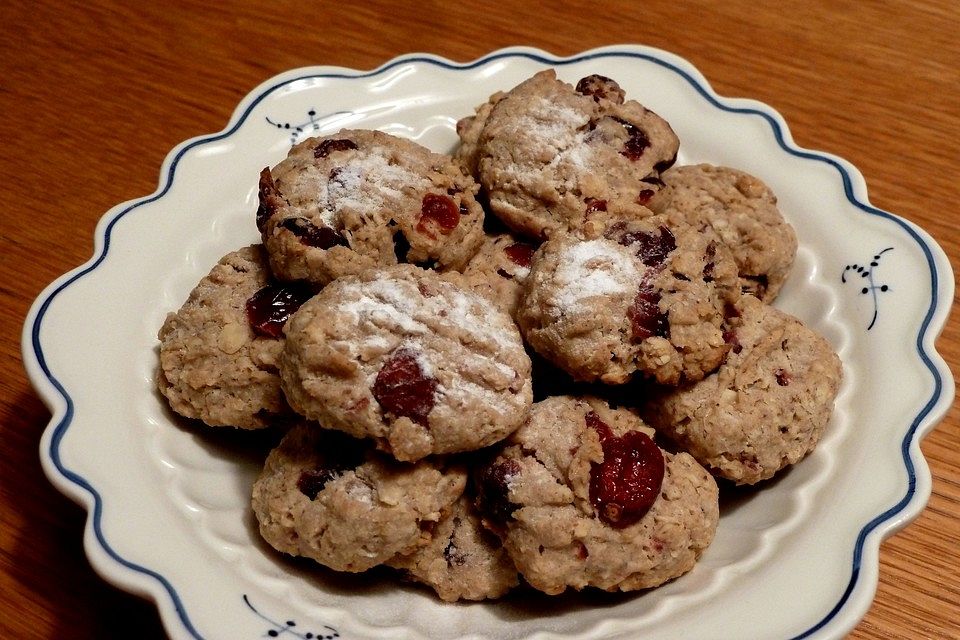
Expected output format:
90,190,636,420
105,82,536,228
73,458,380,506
586,412,664,528
616,225,676,267
775,368,791,386
584,197,607,214
372,348,438,426
614,117,650,161
575,74,625,103
503,242,535,268
475,458,521,525
723,329,742,354
628,283,669,341
296,432,367,500
416,193,460,238
314,138,358,158
279,217,348,249
246,282,315,338
256,168,283,232
635,189,655,205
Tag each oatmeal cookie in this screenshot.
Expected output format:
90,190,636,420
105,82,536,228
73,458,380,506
280,265,533,461
257,129,485,287
387,494,519,601
472,70,679,239
516,217,740,385
661,164,797,301
157,245,310,429
251,422,467,573
641,295,842,484
474,396,718,594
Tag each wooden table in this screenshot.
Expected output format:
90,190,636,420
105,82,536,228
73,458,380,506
1,1,957,638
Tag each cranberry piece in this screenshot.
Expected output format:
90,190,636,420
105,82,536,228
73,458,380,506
296,432,367,500
584,197,607,214
314,138,358,158
416,193,460,238
616,225,676,267
586,412,664,528
575,74,625,103
245,282,314,338
503,242,535,268
372,347,438,426
628,283,669,341
614,117,650,161
475,458,521,525
279,217,348,250
723,329,742,354
635,189,655,205
775,368,791,386
256,168,283,232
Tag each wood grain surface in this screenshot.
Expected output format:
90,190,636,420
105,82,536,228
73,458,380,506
1,1,957,638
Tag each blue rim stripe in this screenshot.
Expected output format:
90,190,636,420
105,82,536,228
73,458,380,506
29,47,947,640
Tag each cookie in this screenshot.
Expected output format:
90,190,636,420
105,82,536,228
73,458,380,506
471,70,679,239
661,164,797,302
280,264,534,461
157,245,311,429
474,396,718,594
251,422,467,573
453,232,539,318
453,89,506,178
516,217,740,385
257,129,485,287
387,494,519,601
641,295,842,484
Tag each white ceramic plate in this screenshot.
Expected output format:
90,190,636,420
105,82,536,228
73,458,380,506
24,45,955,640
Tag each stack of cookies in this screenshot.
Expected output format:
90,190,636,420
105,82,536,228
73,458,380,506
156,69,842,601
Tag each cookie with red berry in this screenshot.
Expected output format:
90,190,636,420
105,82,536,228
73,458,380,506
466,70,679,239
157,245,312,429
257,129,485,287
279,265,533,462
516,216,740,386
473,396,718,594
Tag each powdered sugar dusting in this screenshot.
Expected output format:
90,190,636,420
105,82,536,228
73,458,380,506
312,147,429,225
551,239,640,309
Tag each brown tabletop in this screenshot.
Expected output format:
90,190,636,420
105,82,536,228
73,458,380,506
2,1,958,638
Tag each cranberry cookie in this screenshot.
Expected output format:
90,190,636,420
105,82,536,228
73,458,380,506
475,396,718,594
387,494,519,601
257,129,485,286
251,422,467,573
280,265,533,461
157,245,311,429
517,217,740,385
661,164,797,301
468,70,679,239
642,295,842,484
